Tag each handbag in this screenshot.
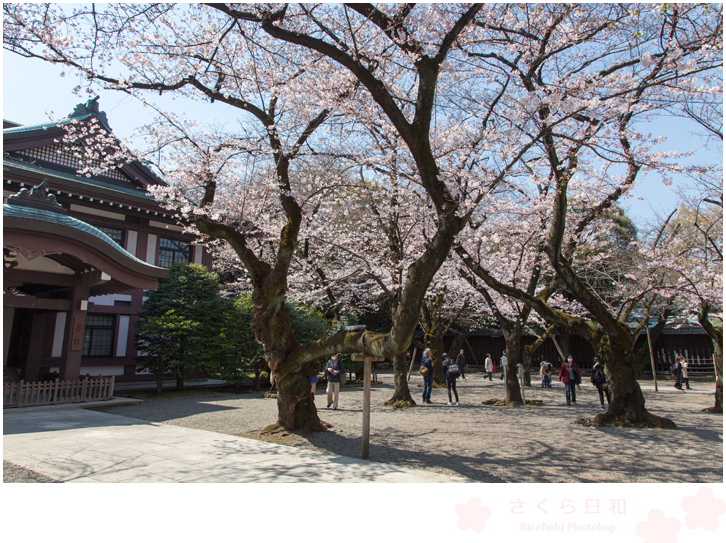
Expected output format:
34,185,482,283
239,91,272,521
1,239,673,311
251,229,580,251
419,365,429,375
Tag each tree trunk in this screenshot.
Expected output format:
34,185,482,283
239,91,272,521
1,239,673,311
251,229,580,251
386,353,416,408
428,336,446,387
425,332,446,386
503,335,524,404
589,332,676,428
703,340,723,414
253,367,262,391
271,368,326,432
155,369,164,395
522,349,533,387
175,376,185,391
698,305,723,414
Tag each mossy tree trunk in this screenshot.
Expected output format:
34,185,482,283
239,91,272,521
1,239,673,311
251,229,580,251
502,333,524,404
386,353,416,407
591,328,676,428
699,302,723,414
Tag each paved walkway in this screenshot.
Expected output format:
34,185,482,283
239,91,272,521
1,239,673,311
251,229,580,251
3,405,470,483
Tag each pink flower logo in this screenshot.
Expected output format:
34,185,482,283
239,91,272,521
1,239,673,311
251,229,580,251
635,509,680,543
682,487,726,532
455,497,491,532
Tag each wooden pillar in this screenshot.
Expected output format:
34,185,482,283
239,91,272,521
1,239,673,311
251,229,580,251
60,282,90,380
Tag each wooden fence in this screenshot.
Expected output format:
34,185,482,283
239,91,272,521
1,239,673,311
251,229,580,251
3,376,115,408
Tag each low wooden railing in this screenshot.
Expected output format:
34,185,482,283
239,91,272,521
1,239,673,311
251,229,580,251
3,376,115,408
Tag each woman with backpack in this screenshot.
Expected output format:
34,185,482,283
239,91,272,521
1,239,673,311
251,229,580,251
442,352,460,406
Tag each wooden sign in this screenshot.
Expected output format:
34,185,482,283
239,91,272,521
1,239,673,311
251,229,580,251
70,316,85,351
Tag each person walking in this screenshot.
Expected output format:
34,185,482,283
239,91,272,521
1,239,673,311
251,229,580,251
325,353,344,409
590,357,610,408
485,353,494,381
681,355,691,389
455,349,467,380
558,355,581,405
443,352,461,406
671,355,684,391
420,348,434,404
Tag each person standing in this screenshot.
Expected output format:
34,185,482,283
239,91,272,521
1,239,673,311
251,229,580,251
455,349,467,380
325,353,344,409
558,355,581,405
499,352,508,380
539,360,552,388
310,374,318,396
485,353,494,381
681,356,691,390
590,357,610,408
443,353,460,406
671,356,684,391
420,348,434,404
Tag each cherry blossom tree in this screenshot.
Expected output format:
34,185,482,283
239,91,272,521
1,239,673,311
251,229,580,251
452,3,722,427
650,191,723,412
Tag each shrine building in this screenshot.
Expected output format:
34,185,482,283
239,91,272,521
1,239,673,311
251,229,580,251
3,98,212,386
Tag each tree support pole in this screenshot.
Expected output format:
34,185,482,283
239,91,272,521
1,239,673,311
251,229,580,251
362,354,372,459
646,326,659,392
551,336,566,362
407,348,418,382
464,338,480,367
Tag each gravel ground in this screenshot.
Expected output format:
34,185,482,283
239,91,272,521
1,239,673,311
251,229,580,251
86,373,723,483
3,460,61,483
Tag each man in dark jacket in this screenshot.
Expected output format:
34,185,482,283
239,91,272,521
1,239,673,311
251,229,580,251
325,354,344,409
455,349,467,380
672,356,684,391
558,355,582,405
421,348,434,404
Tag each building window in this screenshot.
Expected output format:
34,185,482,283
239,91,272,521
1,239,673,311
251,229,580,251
96,225,125,246
82,315,115,357
158,237,190,267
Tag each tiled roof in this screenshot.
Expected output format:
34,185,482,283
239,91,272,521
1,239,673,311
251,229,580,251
3,118,71,134
4,157,157,202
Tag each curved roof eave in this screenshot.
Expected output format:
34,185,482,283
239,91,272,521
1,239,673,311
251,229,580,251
4,203,168,290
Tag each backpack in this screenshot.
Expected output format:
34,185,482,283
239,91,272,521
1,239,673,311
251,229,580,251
591,368,606,386
447,363,460,379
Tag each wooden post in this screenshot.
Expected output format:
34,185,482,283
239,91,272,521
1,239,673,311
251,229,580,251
646,326,659,392
353,352,383,460
407,348,418,382
362,354,372,460
464,338,480,367
518,364,526,403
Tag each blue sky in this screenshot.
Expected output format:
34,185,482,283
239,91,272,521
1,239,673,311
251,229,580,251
3,48,720,227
